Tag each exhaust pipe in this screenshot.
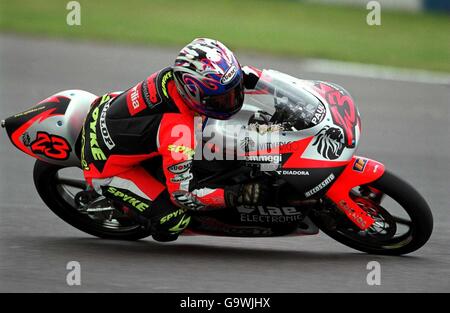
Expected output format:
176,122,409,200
1,120,5,128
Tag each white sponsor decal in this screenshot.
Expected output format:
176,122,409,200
241,214,303,223
237,206,303,223
311,103,326,125
304,173,335,197
277,170,310,176
99,99,115,149
246,155,281,163
373,165,379,173
237,206,301,216
168,160,192,174
221,65,237,84
170,173,193,183
130,85,140,109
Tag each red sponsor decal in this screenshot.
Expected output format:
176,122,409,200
11,108,65,160
314,83,359,148
126,82,146,116
30,131,71,160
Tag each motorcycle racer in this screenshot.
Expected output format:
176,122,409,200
81,38,263,242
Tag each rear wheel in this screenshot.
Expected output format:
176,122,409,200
311,170,433,255
33,160,151,240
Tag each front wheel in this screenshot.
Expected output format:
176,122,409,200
33,160,151,240
311,170,433,255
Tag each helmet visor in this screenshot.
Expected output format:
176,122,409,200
201,81,244,119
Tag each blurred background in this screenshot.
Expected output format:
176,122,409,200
0,0,449,71
0,0,449,293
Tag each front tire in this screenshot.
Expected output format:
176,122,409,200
312,170,433,255
33,160,151,240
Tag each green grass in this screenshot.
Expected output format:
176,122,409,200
1,0,449,72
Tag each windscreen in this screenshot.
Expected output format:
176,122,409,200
245,70,324,131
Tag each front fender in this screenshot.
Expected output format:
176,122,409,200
325,156,385,230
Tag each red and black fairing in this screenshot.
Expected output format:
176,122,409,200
3,96,71,161
273,81,361,200
249,138,380,230
277,136,348,199
326,156,384,230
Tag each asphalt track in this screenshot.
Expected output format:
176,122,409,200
0,34,449,293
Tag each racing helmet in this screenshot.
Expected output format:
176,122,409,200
173,38,244,120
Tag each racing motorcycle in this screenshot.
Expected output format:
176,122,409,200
1,69,433,255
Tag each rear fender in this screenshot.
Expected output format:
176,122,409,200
325,156,385,230
2,90,97,167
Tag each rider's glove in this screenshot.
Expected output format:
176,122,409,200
224,182,266,207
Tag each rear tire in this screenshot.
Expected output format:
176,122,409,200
33,160,152,240
312,170,433,255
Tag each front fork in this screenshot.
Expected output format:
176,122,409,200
325,156,385,230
